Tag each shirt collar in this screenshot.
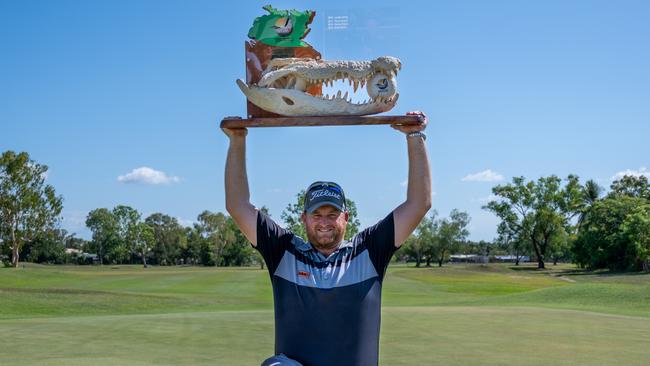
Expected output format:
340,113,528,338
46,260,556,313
291,236,353,256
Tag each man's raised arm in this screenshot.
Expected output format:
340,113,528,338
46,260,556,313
224,128,258,246
392,111,432,247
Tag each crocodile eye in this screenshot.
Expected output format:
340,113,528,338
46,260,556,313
282,96,295,105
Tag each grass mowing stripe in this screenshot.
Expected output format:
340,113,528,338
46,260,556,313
1,307,648,366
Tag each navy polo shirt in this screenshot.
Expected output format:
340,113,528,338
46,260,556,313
255,211,398,366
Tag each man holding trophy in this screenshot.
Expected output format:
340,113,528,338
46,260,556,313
222,6,432,365
223,112,430,366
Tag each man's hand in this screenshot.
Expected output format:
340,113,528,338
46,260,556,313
222,127,248,139
391,111,427,134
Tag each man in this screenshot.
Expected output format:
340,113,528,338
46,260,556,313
223,112,431,366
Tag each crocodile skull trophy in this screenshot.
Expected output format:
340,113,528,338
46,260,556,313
237,56,401,116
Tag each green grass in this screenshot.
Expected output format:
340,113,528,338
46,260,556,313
1,263,649,365
384,264,650,317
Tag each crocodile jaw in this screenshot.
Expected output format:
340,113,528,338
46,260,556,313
238,56,401,117
237,79,398,116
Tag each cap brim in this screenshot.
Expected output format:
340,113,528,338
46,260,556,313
305,201,345,214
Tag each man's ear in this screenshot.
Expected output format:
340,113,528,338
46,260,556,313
344,211,349,222
301,212,307,224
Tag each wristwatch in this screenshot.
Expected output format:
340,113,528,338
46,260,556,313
407,131,426,141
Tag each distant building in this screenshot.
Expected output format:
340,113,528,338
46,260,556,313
450,254,488,264
493,255,530,263
66,250,100,265
81,253,100,264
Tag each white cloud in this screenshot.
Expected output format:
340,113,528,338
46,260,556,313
611,167,650,181
117,167,180,185
400,180,407,187
462,169,504,182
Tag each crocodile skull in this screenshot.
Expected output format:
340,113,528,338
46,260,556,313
237,56,401,116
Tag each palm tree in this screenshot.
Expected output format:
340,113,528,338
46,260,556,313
577,179,602,230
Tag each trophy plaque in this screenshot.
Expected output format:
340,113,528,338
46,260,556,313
221,5,423,129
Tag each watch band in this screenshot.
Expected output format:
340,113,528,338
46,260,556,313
407,131,426,141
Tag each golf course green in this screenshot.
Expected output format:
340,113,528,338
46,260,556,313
1,263,648,365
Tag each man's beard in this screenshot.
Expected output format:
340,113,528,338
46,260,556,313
305,226,344,251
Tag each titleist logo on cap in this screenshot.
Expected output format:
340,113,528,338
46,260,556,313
310,189,341,200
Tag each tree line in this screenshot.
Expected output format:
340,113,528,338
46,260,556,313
2,150,649,271
398,175,650,272
483,174,650,271
0,151,362,267
83,206,261,267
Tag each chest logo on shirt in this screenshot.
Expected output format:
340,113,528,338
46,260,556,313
297,271,310,278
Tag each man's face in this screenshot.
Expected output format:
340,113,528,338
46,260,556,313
301,205,349,251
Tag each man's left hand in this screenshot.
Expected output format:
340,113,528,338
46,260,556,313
391,111,427,134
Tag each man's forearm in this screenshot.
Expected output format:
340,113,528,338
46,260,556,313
406,135,432,213
392,133,432,246
223,129,258,245
224,133,259,244
225,136,251,213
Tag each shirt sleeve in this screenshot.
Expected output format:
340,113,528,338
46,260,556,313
353,212,397,281
255,211,293,275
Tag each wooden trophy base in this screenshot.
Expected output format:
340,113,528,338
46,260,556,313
220,115,424,129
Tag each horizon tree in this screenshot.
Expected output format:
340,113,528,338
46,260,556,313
484,175,582,269
573,196,649,271
86,208,119,265
1,151,63,267
132,222,154,267
431,209,470,267
608,175,650,200
113,205,141,263
195,210,234,266
145,213,186,265
495,221,531,265
403,210,438,267
576,179,603,230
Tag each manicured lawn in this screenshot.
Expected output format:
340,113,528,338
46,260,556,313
1,263,649,365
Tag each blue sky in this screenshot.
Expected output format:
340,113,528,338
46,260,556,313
2,0,649,241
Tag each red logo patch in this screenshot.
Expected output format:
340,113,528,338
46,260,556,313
297,271,310,278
